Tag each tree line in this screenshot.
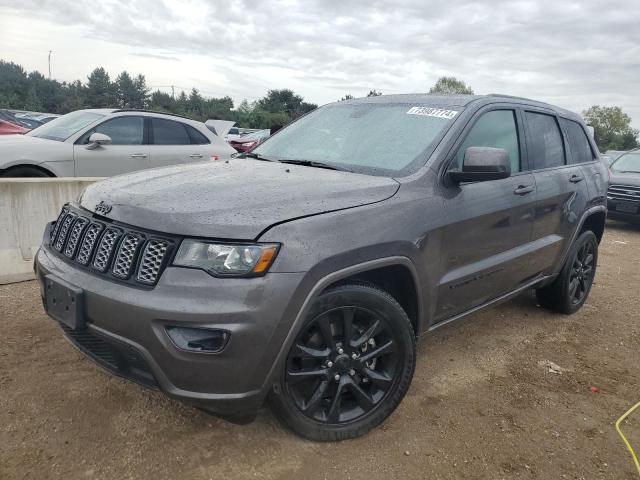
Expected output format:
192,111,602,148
0,60,637,151
0,60,317,129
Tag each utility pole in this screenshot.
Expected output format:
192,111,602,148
48,50,52,79
171,85,175,99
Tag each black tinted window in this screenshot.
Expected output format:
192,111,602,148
186,125,210,145
561,119,594,164
525,112,565,169
93,116,144,145
453,110,520,173
151,118,190,145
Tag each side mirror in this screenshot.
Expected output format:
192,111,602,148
85,132,112,150
448,147,511,183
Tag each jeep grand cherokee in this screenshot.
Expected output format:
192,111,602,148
35,94,607,441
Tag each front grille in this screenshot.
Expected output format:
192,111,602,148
608,184,640,202
48,205,175,287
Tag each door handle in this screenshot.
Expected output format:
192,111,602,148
189,154,203,158
131,153,147,158
569,174,584,183
514,185,535,195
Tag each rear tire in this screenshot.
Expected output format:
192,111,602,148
0,166,51,178
536,230,598,314
269,283,416,441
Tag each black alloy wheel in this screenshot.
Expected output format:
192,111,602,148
270,283,415,441
285,305,399,423
536,230,598,314
568,240,595,305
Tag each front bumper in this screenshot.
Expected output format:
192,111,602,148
35,243,306,420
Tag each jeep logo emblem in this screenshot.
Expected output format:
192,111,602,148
95,201,112,215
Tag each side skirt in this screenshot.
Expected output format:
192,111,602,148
427,274,553,333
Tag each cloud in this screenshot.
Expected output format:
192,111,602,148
1,0,640,125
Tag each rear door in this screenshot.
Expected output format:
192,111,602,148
148,118,207,167
74,116,149,176
435,107,538,321
524,110,591,276
560,117,607,205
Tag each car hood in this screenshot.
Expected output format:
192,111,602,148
610,171,640,188
0,134,70,164
80,159,400,239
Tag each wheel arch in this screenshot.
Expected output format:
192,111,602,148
579,209,606,243
0,163,56,177
261,256,423,393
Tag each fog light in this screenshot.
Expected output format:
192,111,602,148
166,326,229,353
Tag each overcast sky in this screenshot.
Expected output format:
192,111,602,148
1,0,639,125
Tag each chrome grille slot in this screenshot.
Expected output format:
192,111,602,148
54,213,77,251
608,184,640,202
64,217,89,258
48,206,173,287
136,240,169,284
112,234,143,279
76,223,104,265
92,227,123,272
50,207,68,243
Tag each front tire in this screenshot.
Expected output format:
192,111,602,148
536,230,598,314
270,283,416,441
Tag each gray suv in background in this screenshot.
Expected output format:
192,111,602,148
0,109,235,177
35,94,607,441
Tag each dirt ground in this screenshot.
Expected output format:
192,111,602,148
1,221,639,480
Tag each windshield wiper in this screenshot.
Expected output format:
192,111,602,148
278,159,352,172
244,152,276,162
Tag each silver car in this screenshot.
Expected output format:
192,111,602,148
0,109,236,177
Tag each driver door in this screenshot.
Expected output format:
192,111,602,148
435,108,538,321
74,116,149,177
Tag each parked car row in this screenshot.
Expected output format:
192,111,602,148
0,109,235,177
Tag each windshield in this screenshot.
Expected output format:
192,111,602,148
611,152,640,173
252,103,459,176
27,110,105,141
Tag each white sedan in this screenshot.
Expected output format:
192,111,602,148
0,109,236,177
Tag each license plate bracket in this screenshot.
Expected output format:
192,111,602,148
44,274,85,330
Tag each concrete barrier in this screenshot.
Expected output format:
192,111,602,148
0,178,102,284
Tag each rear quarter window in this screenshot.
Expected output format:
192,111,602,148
560,118,595,164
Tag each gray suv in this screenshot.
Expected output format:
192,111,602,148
35,94,608,441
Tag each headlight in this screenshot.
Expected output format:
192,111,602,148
173,240,279,277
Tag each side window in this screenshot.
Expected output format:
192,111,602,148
560,118,595,164
151,118,190,145
524,112,565,169
89,116,144,145
185,125,210,145
452,110,521,173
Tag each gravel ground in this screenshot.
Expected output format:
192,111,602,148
1,221,639,480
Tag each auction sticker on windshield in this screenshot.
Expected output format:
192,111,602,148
406,107,458,119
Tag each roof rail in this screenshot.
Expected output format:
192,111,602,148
112,109,191,120
486,93,540,102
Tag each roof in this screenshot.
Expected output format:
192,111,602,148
335,93,582,120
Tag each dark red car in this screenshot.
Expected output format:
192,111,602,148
229,129,270,152
0,119,28,135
